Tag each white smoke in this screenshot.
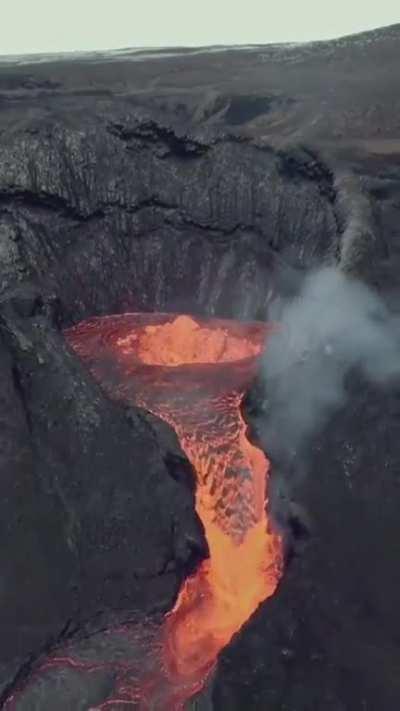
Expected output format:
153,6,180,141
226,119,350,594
259,267,400,461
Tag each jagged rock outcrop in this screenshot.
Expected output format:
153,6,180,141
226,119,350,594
0,288,206,700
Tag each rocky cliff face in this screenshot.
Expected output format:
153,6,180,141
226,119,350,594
0,288,207,701
1,24,400,710
0,121,339,323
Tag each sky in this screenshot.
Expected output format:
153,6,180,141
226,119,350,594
1,0,399,55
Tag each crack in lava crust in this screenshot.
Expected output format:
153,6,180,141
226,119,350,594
13,314,282,710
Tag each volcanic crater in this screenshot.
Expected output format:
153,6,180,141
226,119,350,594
1,23,400,711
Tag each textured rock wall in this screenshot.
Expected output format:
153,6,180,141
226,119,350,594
0,122,339,322
0,289,206,699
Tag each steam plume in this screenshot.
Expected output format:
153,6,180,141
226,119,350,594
259,267,400,467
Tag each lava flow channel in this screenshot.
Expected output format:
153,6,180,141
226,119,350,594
65,313,283,708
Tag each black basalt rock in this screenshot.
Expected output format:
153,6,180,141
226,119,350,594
0,290,206,699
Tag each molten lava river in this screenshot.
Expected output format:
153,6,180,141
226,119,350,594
10,313,283,710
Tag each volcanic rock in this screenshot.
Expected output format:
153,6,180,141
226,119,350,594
0,289,206,700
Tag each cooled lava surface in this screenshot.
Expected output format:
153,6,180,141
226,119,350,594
10,313,282,710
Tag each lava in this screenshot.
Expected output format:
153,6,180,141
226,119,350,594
6,313,282,710
67,313,282,707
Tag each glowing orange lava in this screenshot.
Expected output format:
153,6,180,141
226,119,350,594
65,313,283,709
